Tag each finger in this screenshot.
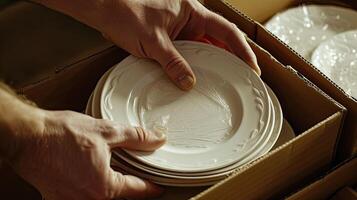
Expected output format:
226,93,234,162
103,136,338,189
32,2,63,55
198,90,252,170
147,32,196,90
101,122,166,151
110,171,163,199
204,12,261,75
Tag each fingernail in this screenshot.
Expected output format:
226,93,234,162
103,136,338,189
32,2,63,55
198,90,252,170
251,63,261,76
177,75,195,90
256,67,262,76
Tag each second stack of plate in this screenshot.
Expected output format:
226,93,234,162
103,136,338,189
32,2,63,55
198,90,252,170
86,41,285,186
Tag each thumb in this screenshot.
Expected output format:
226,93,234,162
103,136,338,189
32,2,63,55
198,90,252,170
149,33,196,90
110,170,163,199
105,124,166,151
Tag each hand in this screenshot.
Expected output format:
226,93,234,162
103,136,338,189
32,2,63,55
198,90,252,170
0,89,166,200
33,0,260,90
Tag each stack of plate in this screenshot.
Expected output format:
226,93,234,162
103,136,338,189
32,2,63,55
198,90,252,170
265,5,357,98
85,41,286,186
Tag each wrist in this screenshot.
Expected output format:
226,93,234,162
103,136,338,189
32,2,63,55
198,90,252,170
0,89,46,165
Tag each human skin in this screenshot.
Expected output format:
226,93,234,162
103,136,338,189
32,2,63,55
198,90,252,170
0,83,166,200
0,0,260,199
33,0,260,91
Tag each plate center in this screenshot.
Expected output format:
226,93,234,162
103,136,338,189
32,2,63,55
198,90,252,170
136,68,242,154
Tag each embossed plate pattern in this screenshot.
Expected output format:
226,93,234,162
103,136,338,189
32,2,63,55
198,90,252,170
99,41,272,172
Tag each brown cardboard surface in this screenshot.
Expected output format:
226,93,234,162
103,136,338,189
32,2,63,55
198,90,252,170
330,187,357,200
0,2,111,88
212,0,357,160
0,1,347,200
225,0,357,23
287,158,357,200
20,47,127,111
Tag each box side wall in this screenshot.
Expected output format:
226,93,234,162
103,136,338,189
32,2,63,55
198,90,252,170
20,47,126,111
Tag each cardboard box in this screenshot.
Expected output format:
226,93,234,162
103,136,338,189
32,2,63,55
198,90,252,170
221,0,357,160
0,1,346,200
286,157,357,200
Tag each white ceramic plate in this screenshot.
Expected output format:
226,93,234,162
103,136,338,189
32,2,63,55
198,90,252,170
101,41,271,172
111,84,282,178
91,68,114,118
265,5,357,60
85,93,93,115
110,157,221,187
273,119,295,149
311,30,357,99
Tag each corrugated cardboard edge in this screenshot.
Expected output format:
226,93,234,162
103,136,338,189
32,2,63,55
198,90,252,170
286,157,357,200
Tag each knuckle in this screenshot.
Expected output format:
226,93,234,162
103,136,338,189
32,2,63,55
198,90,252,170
164,57,187,77
134,126,148,143
97,119,118,139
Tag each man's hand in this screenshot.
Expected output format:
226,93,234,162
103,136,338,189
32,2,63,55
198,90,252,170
0,86,166,200
33,0,260,90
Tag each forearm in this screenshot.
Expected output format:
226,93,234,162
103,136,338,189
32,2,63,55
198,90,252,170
0,83,44,163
